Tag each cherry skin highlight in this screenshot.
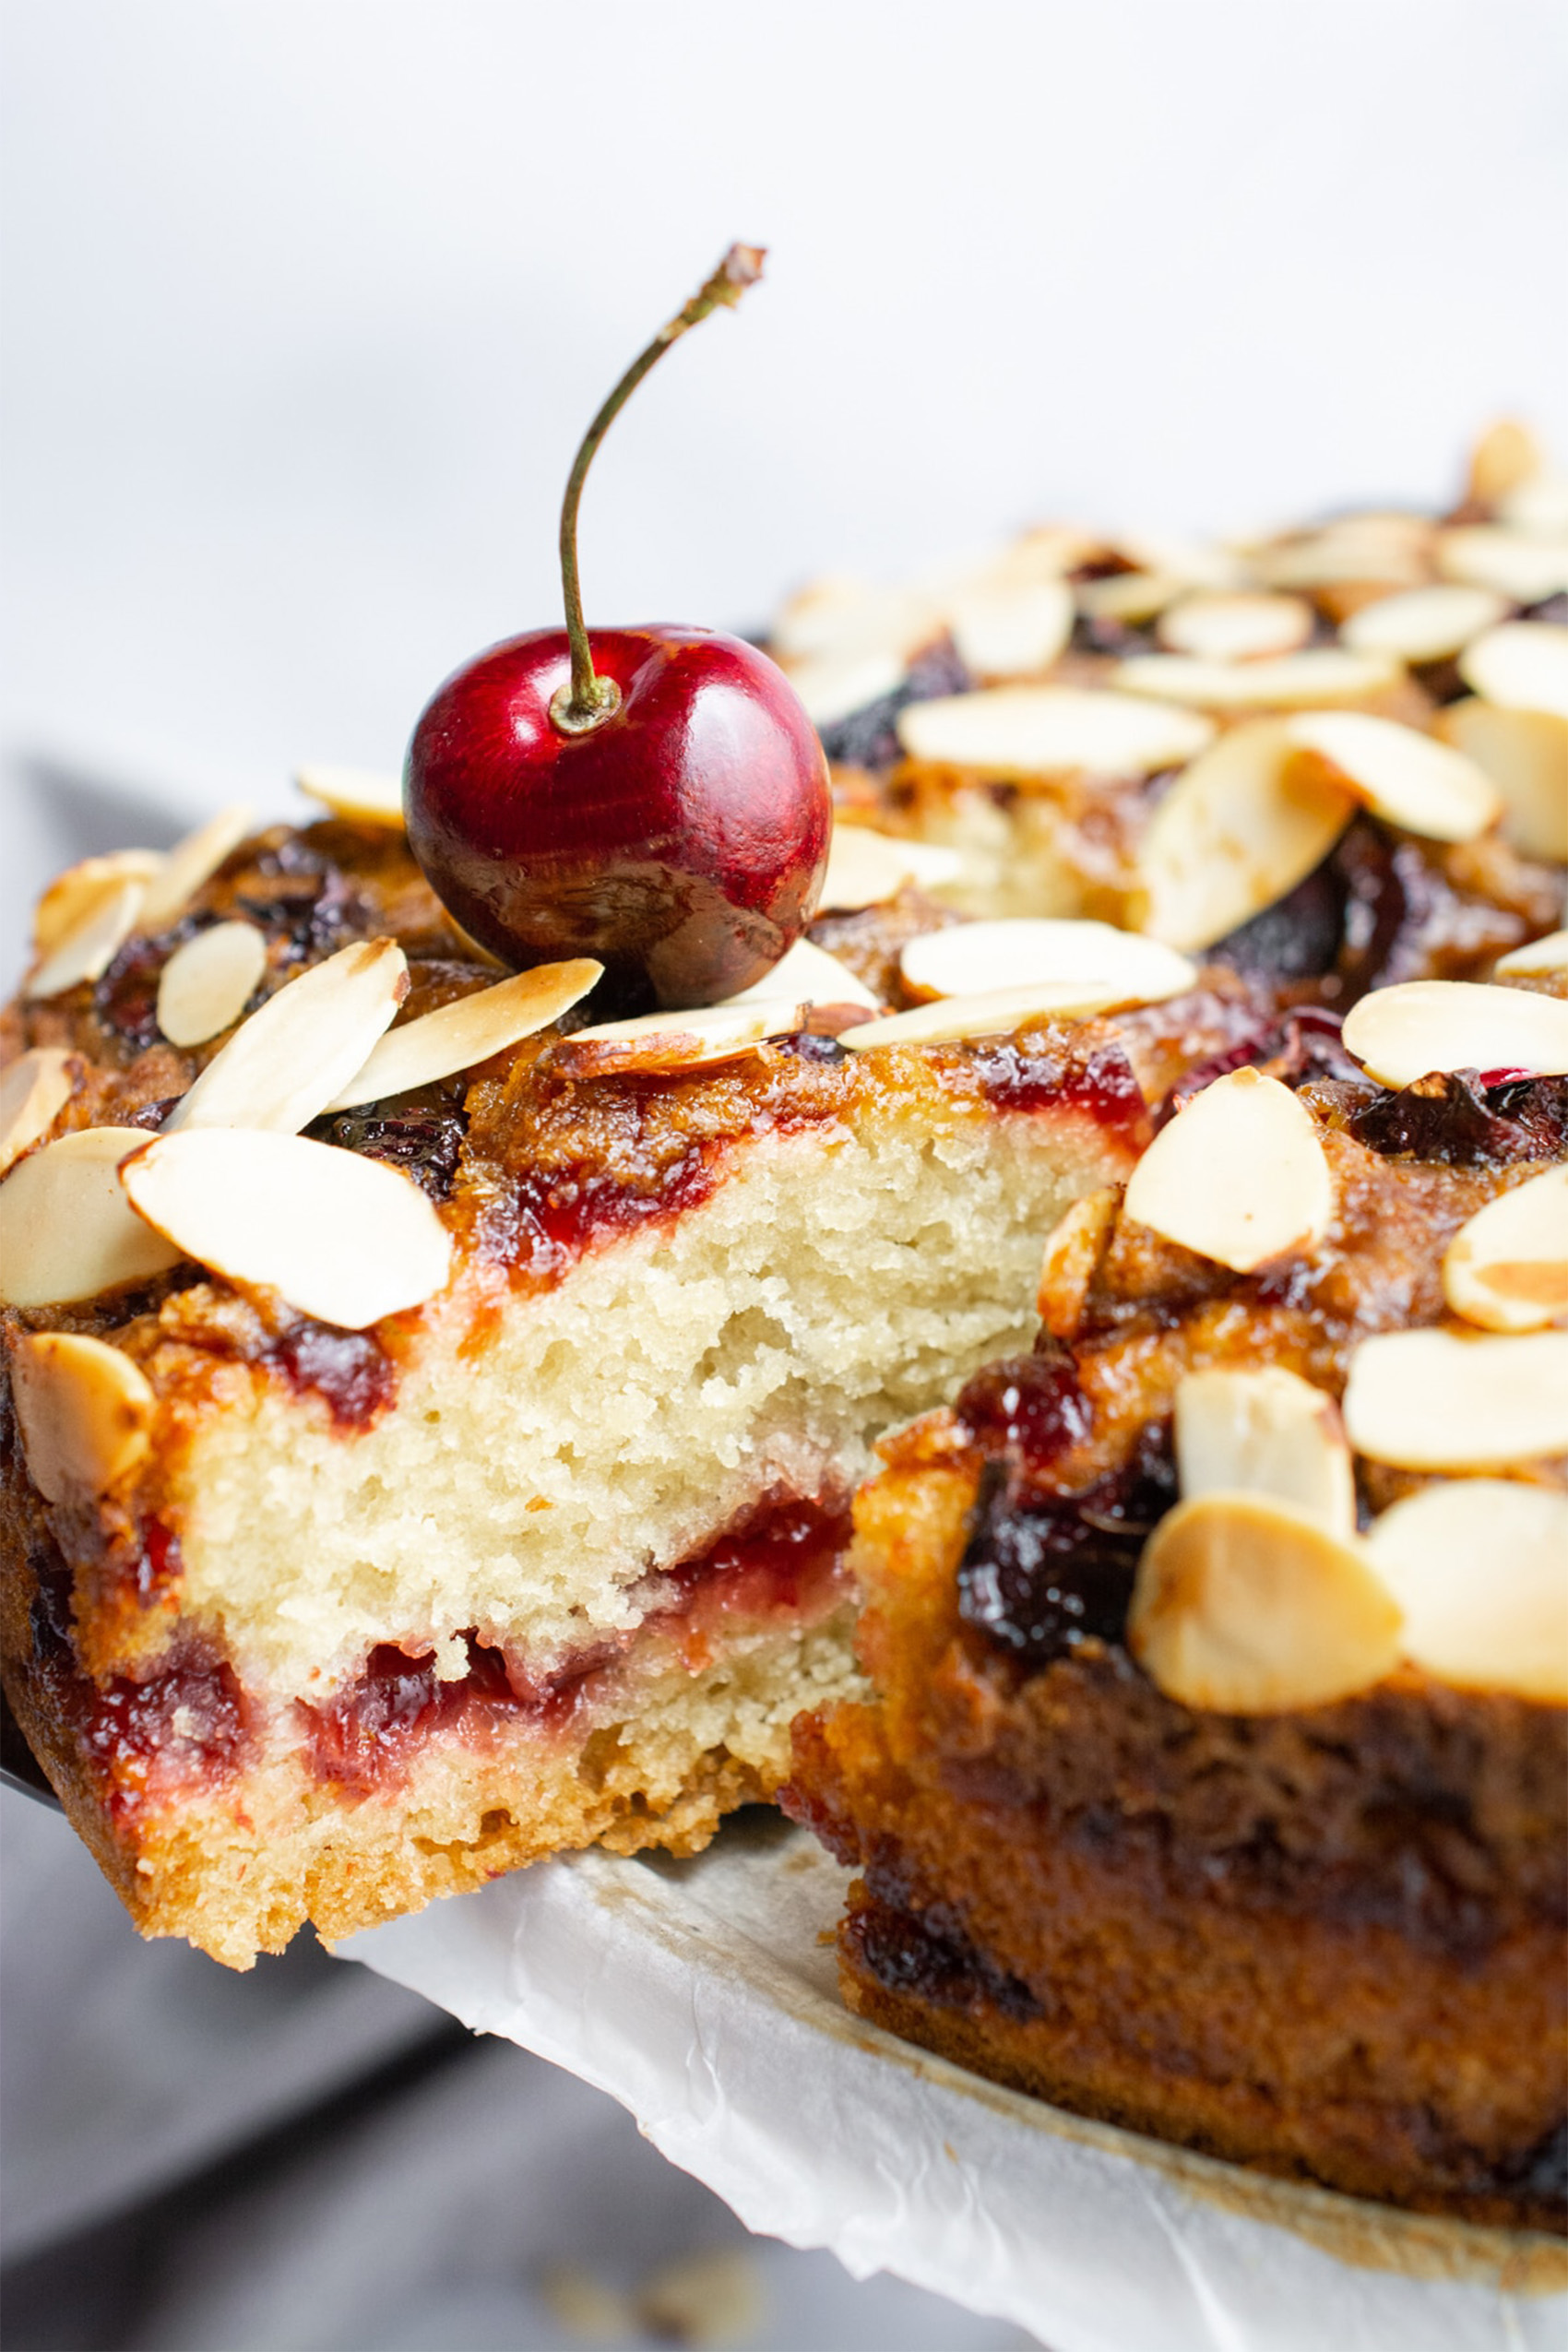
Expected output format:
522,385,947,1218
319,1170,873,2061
405,622,828,1011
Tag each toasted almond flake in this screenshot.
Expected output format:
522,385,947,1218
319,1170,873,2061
1340,979,1568,1089
1128,1492,1402,1714
1499,471,1568,539
1248,534,1428,594
155,922,268,1049
1496,928,1568,977
1281,710,1501,844
0,1050,75,1177
24,879,147,1001
324,958,602,1111
0,1128,184,1307
1114,533,1250,591
1458,621,1568,721
1123,1067,1332,1273
1113,647,1401,711
1175,1366,1354,1538
899,917,1196,1007
722,937,879,1013
1432,702,1568,862
771,577,940,665
1036,1187,1117,1340
1343,1327,1568,1468
1137,719,1356,953
897,685,1214,778
817,826,964,911
555,998,808,1075
1438,528,1568,605
944,580,1074,679
33,851,162,953
782,648,907,729
1442,1167,1568,1335
1366,1482,1568,1704
10,1332,155,1503
123,1129,450,1331
1467,419,1546,507
840,980,1131,1051
1156,592,1313,663
1075,571,1189,624
295,765,405,826
1341,583,1508,663
163,938,409,1134
138,804,255,930
945,525,1106,593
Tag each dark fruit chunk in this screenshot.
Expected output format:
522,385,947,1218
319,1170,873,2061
847,1892,1042,2022
814,636,971,773
955,1348,1092,1475
1349,1071,1568,1169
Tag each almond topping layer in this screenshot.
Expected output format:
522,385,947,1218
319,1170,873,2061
0,1049,75,1178
24,877,147,1002
295,765,406,827
1156,591,1313,663
897,684,1215,778
1341,979,1568,1090
1442,1168,1568,1335
1122,1067,1332,1273
1036,1187,1118,1340
1440,530,1568,607
1458,620,1568,721
839,981,1130,1051
0,1128,184,1307
1174,1366,1355,1539
1113,647,1400,711
817,826,964,912
1340,584,1507,663
1433,701,1568,863
1495,928,1568,978
10,1331,156,1503
722,937,879,1013
898,918,1195,1007
33,850,162,955
325,958,603,1111
1282,710,1501,844
138,804,255,929
162,938,409,1134
1342,1327,1568,1468
554,998,808,1075
1366,1481,1568,1705
155,921,268,1049
944,579,1074,679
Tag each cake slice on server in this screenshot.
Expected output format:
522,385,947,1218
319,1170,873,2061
0,803,1225,1966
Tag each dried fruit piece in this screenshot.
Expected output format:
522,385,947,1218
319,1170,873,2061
122,1129,451,1330
163,938,409,1134
840,981,1130,1051
1137,719,1355,953
1439,529,1568,606
33,850,162,954
1442,1167,1568,1334
1342,1327,1568,1467
24,878,146,1001
10,1331,156,1503
0,1128,184,1307
325,958,601,1110
897,685,1214,778
1114,647,1400,710
723,936,879,1012
295,765,405,826
1282,711,1501,844
1156,592,1313,662
1496,929,1568,978
1128,1491,1402,1714
899,918,1195,1006
1341,583,1508,663
0,1049,74,1177
139,804,255,929
1433,701,1568,862
1458,620,1568,721
817,826,963,911
1123,1067,1332,1273
1174,1366,1355,1538
155,921,268,1049
1366,1481,1568,1704
944,580,1074,678
1341,980,1568,1089
1036,1187,1117,1339
555,998,809,1075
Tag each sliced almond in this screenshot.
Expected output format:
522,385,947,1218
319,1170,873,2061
1467,418,1546,508
944,580,1074,679
1113,647,1401,711
1075,571,1188,624
554,999,808,1075
1157,592,1313,663
33,850,162,954
1250,526,1430,593
163,938,409,1134
1123,1067,1332,1274
1343,1327,1568,1468
896,685,1215,778
1114,532,1250,592
1282,711,1501,844
138,804,255,930
817,826,964,911
324,957,602,1111
1137,718,1356,952
1036,1187,1118,1340
156,922,269,1049
839,980,1131,1051
771,577,940,665
1175,1366,1354,1538
782,648,907,729
1438,529,1568,606
1341,584,1508,664
1366,1481,1568,1704
0,1128,184,1307
1458,621,1568,721
1340,980,1568,1090
0,1050,75,1177
1128,1492,1402,1714
899,918,1196,1007
722,937,879,1014
295,765,405,827
1432,701,1568,862
1496,929,1568,978
123,1129,450,1331
10,1332,156,1503
1499,472,1568,539
24,878,146,1001
1442,1168,1568,1335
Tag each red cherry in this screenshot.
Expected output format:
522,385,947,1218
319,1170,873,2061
404,244,831,1012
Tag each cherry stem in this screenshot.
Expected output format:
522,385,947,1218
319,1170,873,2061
550,243,766,736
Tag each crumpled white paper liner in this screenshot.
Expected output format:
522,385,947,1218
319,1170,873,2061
340,1812,1564,2351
